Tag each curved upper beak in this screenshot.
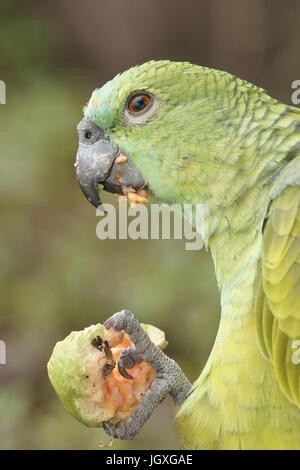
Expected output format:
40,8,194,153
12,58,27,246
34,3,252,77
75,139,118,209
75,135,146,210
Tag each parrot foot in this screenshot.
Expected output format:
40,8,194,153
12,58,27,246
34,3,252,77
103,309,192,440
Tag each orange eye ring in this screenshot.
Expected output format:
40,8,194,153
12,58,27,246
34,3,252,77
128,93,151,113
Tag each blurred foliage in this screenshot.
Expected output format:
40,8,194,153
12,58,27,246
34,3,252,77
0,0,299,450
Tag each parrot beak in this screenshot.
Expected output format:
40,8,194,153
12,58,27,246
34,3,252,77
75,131,146,210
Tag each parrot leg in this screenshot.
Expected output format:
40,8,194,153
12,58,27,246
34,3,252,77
102,309,192,440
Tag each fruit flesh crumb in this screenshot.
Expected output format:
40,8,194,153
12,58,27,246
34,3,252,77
118,187,149,207
115,153,128,163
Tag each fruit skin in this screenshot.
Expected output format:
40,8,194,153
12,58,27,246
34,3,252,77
140,323,168,350
48,324,107,427
47,322,167,428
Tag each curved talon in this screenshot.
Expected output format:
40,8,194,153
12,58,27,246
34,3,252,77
118,362,134,380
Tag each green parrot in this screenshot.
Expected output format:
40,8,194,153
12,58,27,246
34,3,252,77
75,60,300,450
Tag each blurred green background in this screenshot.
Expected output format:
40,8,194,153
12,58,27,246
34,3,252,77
0,0,299,450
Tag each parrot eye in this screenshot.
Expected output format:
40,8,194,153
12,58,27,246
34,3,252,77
124,91,161,126
128,93,151,113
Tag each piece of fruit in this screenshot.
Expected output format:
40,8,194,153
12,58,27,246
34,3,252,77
120,186,149,207
47,322,167,428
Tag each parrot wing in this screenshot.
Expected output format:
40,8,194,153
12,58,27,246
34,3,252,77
255,160,300,407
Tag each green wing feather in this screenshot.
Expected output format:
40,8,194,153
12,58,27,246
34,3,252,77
255,184,300,407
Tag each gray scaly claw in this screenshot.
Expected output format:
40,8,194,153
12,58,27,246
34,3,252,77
103,309,192,440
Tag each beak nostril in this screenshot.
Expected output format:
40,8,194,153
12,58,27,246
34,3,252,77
84,131,92,140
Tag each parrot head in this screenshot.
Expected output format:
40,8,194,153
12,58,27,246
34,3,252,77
76,60,278,211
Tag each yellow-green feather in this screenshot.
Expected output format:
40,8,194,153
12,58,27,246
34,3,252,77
256,185,300,409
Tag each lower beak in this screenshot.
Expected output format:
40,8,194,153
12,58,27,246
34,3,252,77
75,138,145,209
